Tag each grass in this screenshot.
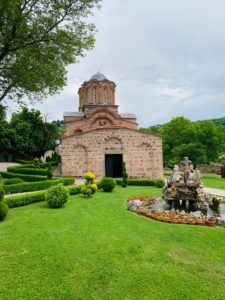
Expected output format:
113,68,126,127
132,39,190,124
202,173,225,190
0,186,225,299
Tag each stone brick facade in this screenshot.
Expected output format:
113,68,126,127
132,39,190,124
60,72,163,179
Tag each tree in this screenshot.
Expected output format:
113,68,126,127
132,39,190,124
0,0,101,103
159,117,197,166
0,104,14,158
141,116,225,166
9,107,59,158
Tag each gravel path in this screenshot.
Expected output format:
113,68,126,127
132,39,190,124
204,187,225,197
0,162,19,172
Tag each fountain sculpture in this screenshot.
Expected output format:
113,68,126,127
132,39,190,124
163,157,220,214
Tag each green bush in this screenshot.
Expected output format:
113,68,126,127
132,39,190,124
6,191,46,208
100,177,116,192
15,159,58,167
3,178,24,185
82,172,97,198
68,185,83,195
0,186,8,221
96,181,101,189
45,184,68,208
4,177,75,194
0,171,47,182
0,201,8,221
116,178,165,188
7,166,48,176
154,179,165,188
6,184,81,208
0,186,5,201
121,161,128,188
47,163,53,179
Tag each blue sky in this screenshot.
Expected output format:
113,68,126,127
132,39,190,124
31,0,225,127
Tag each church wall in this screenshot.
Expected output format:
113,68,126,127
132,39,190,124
64,112,138,136
60,128,163,179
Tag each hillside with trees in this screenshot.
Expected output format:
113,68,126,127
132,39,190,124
140,116,225,167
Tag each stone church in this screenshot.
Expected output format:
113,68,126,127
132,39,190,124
60,72,163,178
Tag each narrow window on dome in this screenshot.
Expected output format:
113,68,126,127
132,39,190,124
104,87,108,104
93,87,97,104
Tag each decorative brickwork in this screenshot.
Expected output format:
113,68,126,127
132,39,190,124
60,72,163,179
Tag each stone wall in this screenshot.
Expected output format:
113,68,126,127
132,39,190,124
60,128,163,179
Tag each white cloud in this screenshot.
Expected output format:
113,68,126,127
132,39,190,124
15,0,225,126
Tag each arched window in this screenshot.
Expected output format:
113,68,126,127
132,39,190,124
104,87,108,104
93,87,97,104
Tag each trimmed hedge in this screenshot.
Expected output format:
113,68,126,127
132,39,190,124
6,184,82,208
0,171,47,182
116,178,165,188
3,178,24,185
15,159,58,167
4,177,75,194
6,191,46,208
68,185,83,195
7,166,48,176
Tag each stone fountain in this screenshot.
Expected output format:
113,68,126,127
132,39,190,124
163,157,220,214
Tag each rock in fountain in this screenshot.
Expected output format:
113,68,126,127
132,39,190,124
163,157,220,214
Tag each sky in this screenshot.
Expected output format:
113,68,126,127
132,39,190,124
31,0,225,127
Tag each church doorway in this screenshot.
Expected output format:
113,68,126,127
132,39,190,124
105,154,123,178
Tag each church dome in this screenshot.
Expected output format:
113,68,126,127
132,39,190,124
89,72,108,81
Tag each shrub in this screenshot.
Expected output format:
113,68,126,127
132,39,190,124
0,186,5,201
3,178,24,185
0,187,8,221
116,178,165,188
154,179,165,188
82,172,97,197
45,184,68,208
121,161,128,188
7,166,48,176
3,177,75,194
100,177,116,192
6,191,46,208
68,185,83,195
0,201,8,221
6,185,81,208
47,163,53,179
0,171,47,182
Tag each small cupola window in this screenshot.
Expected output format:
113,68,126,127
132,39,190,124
93,87,97,104
104,87,108,104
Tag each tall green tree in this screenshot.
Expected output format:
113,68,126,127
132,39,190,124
0,0,101,103
141,116,225,166
0,105,14,157
10,108,59,158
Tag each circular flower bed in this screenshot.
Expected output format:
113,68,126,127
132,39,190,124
128,197,216,227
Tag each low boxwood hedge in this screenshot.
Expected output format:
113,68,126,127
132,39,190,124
6,184,82,208
7,166,48,176
3,178,24,185
4,177,75,194
68,185,83,195
0,171,47,182
6,191,46,208
116,178,165,188
15,159,58,167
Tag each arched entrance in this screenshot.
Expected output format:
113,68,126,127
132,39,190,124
103,137,123,178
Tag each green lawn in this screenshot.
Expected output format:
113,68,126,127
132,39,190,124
202,173,225,190
1,186,225,299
